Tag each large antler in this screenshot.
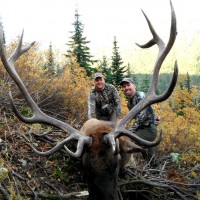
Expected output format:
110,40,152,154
105,1,178,151
0,27,92,158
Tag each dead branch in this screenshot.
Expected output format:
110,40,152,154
19,191,89,200
0,183,10,200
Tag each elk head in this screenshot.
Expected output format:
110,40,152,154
0,1,178,200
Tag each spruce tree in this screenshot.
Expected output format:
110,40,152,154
126,63,131,78
43,42,57,75
185,72,191,93
66,9,97,76
99,56,109,72
98,56,113,83
111,36,126,85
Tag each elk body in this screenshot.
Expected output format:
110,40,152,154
0,1,178,200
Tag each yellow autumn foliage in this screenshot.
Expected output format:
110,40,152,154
52,61,92,125
0,40,48,93
1,40,199,166
154,76,200,165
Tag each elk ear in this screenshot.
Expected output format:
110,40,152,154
125,143,146,153
119,137,145,153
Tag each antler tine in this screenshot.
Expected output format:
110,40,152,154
104,1,177,151
134,2,178,105
10,30,35,63
0,26,92,157
137,0,177,94
119,0,177,126
105,126,162,153
24,134,87,158
136,10,165,51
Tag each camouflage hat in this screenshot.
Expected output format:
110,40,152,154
120,77,135,85
94,72,103,79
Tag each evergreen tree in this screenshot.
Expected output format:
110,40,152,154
104,67,113,84
111,36,127,85
66,9,97,76
179,73,191,92
126,63,132,78
43,42,57,75
97,56,113,83
184,72,191,93
99,56,109,71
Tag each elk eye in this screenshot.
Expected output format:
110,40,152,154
100,132,108,142
98,150,106,157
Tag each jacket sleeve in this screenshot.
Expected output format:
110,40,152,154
88,91,96,119
128,92,149,131
112,86,122,118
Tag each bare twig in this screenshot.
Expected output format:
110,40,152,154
0,183,10,200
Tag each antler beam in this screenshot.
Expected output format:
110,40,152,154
105,1,178,151
0,27,92,157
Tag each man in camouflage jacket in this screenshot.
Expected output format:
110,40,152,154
120,77,159,166
88,73,121,122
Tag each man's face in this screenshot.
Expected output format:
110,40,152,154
94,77,105,91
122,82,136,98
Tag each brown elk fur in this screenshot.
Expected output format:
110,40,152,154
81,118,143,167
80,118,145,200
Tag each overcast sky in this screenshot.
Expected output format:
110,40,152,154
1,0,200,57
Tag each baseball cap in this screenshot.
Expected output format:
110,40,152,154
94,72,103,79
120,77,135,85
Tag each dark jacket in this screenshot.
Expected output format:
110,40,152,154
128,91,155,128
